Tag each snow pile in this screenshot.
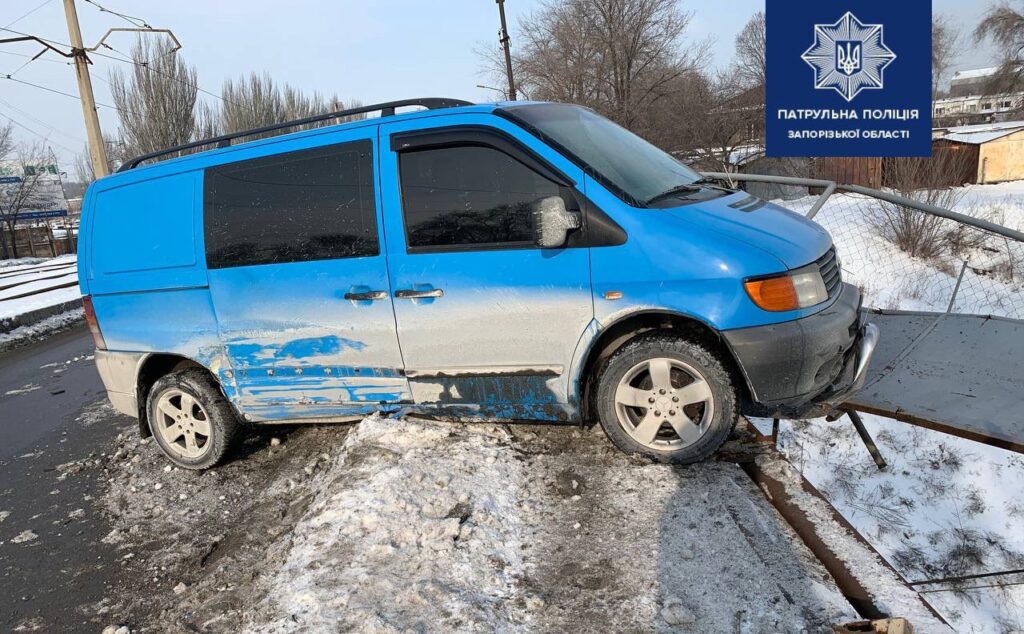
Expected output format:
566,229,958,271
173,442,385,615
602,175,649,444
248,417,531,632
0,307,83,350
0,255,81,347
777,415,1024,632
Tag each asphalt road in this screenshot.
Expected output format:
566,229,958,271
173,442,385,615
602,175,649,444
0,325,132,632
1,325,106,460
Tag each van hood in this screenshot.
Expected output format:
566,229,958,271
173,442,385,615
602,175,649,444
666,192,833,269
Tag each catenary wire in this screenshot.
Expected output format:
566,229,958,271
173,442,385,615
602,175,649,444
3,0,56,30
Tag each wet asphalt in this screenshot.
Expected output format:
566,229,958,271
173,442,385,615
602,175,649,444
0,325,130,632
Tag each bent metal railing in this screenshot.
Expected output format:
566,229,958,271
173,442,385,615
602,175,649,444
701,172,1024,322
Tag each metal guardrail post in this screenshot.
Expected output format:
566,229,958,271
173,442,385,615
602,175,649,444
947,260,969,314
806,182,836,220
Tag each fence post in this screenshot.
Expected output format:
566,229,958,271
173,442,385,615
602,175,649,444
806,181,837,219
947,260,969,314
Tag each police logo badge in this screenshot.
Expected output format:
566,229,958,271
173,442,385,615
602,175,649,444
801,12,896,102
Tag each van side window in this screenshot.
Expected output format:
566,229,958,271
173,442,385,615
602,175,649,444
204,140,378,269
398,145,559,250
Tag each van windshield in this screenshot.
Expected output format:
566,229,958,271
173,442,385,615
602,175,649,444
499,103,705,207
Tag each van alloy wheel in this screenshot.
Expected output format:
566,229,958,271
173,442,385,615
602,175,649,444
613,358,715,450
147,368,240,470
595,334,736,464
154,388,213,459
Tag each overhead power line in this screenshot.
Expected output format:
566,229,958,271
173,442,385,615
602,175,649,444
82,0,152,29
0,96,86,143
0,109,79,154
89,46,233,105
3,0,57,30
1,74,139,118
0,25,72,49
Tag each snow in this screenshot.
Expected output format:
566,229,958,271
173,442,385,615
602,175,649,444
0,255,80,334
249,416,530,631
774,415,1024,633
239,417,863,632
781,182,1024,319
936,121,1024,145
767,180,1024,631
752,450,953,633
951,67,1000,82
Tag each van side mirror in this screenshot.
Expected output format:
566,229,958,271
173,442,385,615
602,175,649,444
533,196,581,249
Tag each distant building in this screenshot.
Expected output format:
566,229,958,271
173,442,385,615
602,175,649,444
949,67,1000,97
935,67,1024,126
932,121,1024,184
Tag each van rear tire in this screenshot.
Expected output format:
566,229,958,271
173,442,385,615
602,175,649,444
595,334,737,464
146,368,240,470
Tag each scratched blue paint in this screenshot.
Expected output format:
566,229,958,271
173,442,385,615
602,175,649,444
80,100,837,426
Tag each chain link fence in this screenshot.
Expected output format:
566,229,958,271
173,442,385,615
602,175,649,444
703,172,1024,321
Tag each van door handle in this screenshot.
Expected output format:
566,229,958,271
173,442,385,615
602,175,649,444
394,289,444,299
343,290,388,301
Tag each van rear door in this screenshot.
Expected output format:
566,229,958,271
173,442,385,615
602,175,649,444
203,130,410,421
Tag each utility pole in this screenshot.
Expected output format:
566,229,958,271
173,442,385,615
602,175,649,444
495,0,517,101
62,0,109,178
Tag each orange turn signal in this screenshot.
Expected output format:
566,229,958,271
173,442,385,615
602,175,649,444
744,276,800,312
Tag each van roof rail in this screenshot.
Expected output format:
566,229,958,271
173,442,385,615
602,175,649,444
117,97,474,172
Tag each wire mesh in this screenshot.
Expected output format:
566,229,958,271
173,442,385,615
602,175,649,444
745,183,1024,321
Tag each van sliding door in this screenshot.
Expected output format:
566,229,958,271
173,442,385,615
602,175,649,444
202,131,410,421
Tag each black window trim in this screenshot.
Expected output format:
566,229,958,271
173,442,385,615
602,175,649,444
392,124,627,255
393,126,579,255
390,125,575,189
203,137,380,270
493,107,646,208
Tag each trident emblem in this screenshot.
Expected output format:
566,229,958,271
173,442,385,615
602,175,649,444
836,41,862,76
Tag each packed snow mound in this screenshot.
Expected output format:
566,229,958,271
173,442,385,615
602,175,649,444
248,416,531,631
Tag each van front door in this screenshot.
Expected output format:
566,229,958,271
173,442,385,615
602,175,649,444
203,133,410,421
379,118,594,420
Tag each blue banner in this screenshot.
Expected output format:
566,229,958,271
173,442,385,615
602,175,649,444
766,0,932,157
16,209,68,222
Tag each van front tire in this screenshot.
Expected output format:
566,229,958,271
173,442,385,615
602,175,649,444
596,334,737,464
146,368,240,470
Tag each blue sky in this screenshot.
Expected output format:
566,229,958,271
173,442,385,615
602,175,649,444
0,0,998,170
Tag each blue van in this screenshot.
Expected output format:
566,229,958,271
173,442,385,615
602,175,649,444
79,98,878,469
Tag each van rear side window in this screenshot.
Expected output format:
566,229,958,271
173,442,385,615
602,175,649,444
204,140,378,269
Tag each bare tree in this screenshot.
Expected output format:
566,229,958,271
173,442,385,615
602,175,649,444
0,141,51,259
975,1,1024,92
108,36,199,163
218,72,354,138
495,0,709,133
73,146,93,184
932,15,961,97
871,149,977,259
734,11,766,89
0,122,12,163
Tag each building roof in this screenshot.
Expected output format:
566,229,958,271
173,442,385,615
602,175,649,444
951,67,1000,83
934,120,1024,144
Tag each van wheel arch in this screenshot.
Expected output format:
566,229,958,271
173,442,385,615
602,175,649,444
579,311,751,422
135,354,219,438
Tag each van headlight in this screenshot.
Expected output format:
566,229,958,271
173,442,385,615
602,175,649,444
743,265,829,312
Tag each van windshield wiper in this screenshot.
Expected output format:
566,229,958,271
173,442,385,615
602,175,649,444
644,179,711,205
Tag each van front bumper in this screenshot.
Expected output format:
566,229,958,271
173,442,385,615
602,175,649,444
722,283,879,417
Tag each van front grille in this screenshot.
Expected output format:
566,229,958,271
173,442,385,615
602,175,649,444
816,246,842,298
